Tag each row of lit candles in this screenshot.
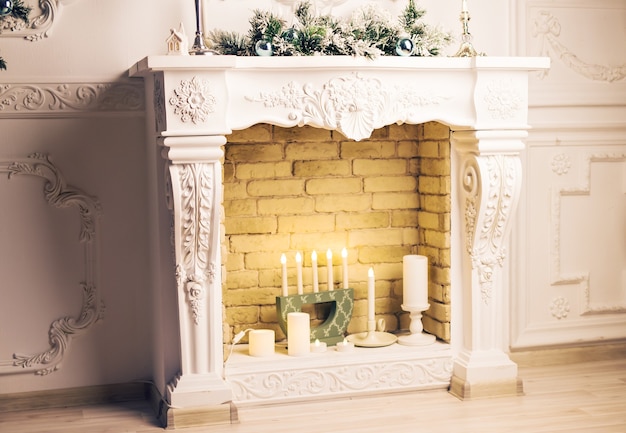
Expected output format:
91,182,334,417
281,248,377,323
280,248,350,296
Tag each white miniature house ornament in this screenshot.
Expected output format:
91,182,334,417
167,23,189,55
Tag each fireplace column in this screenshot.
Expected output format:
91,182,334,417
449,129,526,399
159,134,234,422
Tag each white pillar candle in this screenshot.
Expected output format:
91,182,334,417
248,329,275,357
462,0,468,12
367,267,375,322
341,247,348,289
287,312,310,356
403,255,428,308
281,253,288,296
311,250,319,293
326,249,334,291
295,251,303,295
310,338,327,353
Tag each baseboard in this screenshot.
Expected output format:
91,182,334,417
0,382,150,414
510,340,626,367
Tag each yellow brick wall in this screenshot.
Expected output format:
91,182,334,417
222,122,451,343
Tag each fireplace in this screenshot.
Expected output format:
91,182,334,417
130,55,549,426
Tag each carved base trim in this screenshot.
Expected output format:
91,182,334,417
225,341,453,405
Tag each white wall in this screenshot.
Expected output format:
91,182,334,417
511,0,626,349
0,0,623,397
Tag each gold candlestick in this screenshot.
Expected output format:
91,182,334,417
454,8,483,57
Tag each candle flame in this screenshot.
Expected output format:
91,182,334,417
326,248,332,259
315,339,320,346
368,267,374,277
341,247,347,258
281,253,286,264
295,251,302,262
311,250,317,260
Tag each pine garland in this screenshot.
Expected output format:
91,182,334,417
0,0,32,70
207,0,451,58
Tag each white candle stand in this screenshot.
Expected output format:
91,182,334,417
348,320,397,348
398,304,436,346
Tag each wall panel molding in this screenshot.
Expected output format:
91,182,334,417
0,81,145,118
0,0,83,41
0,153,104,376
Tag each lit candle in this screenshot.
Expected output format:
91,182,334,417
287,312,310,357
336,337,354,352
341,248,349,289
281,253,288,296
311,250,319,293
248,329,275,357
326,249,334,291
462,0,468,13
403,255,428,307
296,252,303,295
367,267,375,322
311,338,327,353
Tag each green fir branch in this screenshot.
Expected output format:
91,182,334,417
0,0,33,70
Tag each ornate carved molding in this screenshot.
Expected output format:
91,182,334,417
171,163,218,325
226,349,453,404
0,81,144,117
484,79,523,120
0,0,81,41
247,73,450,141
169,76,217,124
463,154,519,304
533,11,626,82
0,153,103,376
550,296,570,320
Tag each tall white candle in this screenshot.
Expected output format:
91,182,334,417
403,255,428,307
311,250,319,293
287,312,310,356
367,267,375,322
296,252,303,295
326,249,334,291
462,0,468,12
248,329,275,357
281,253,288,296
341,247,349,289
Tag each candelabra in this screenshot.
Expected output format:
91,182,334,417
454,3,483,57
190,0,218,55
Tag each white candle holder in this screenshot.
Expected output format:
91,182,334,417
348,319,397,347
398,304,436,346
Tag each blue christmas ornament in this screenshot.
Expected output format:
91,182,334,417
255,40,274,57
395,38,414,57
0,0,13,16
281,27,300,44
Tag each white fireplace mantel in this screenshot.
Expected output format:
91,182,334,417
130,55,549,427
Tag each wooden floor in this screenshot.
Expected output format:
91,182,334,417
1,359,625,433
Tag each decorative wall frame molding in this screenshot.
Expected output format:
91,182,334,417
550,152,626,315
0,0,81,41
0,81,144,117
0,153,103,376
533,10,626,82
